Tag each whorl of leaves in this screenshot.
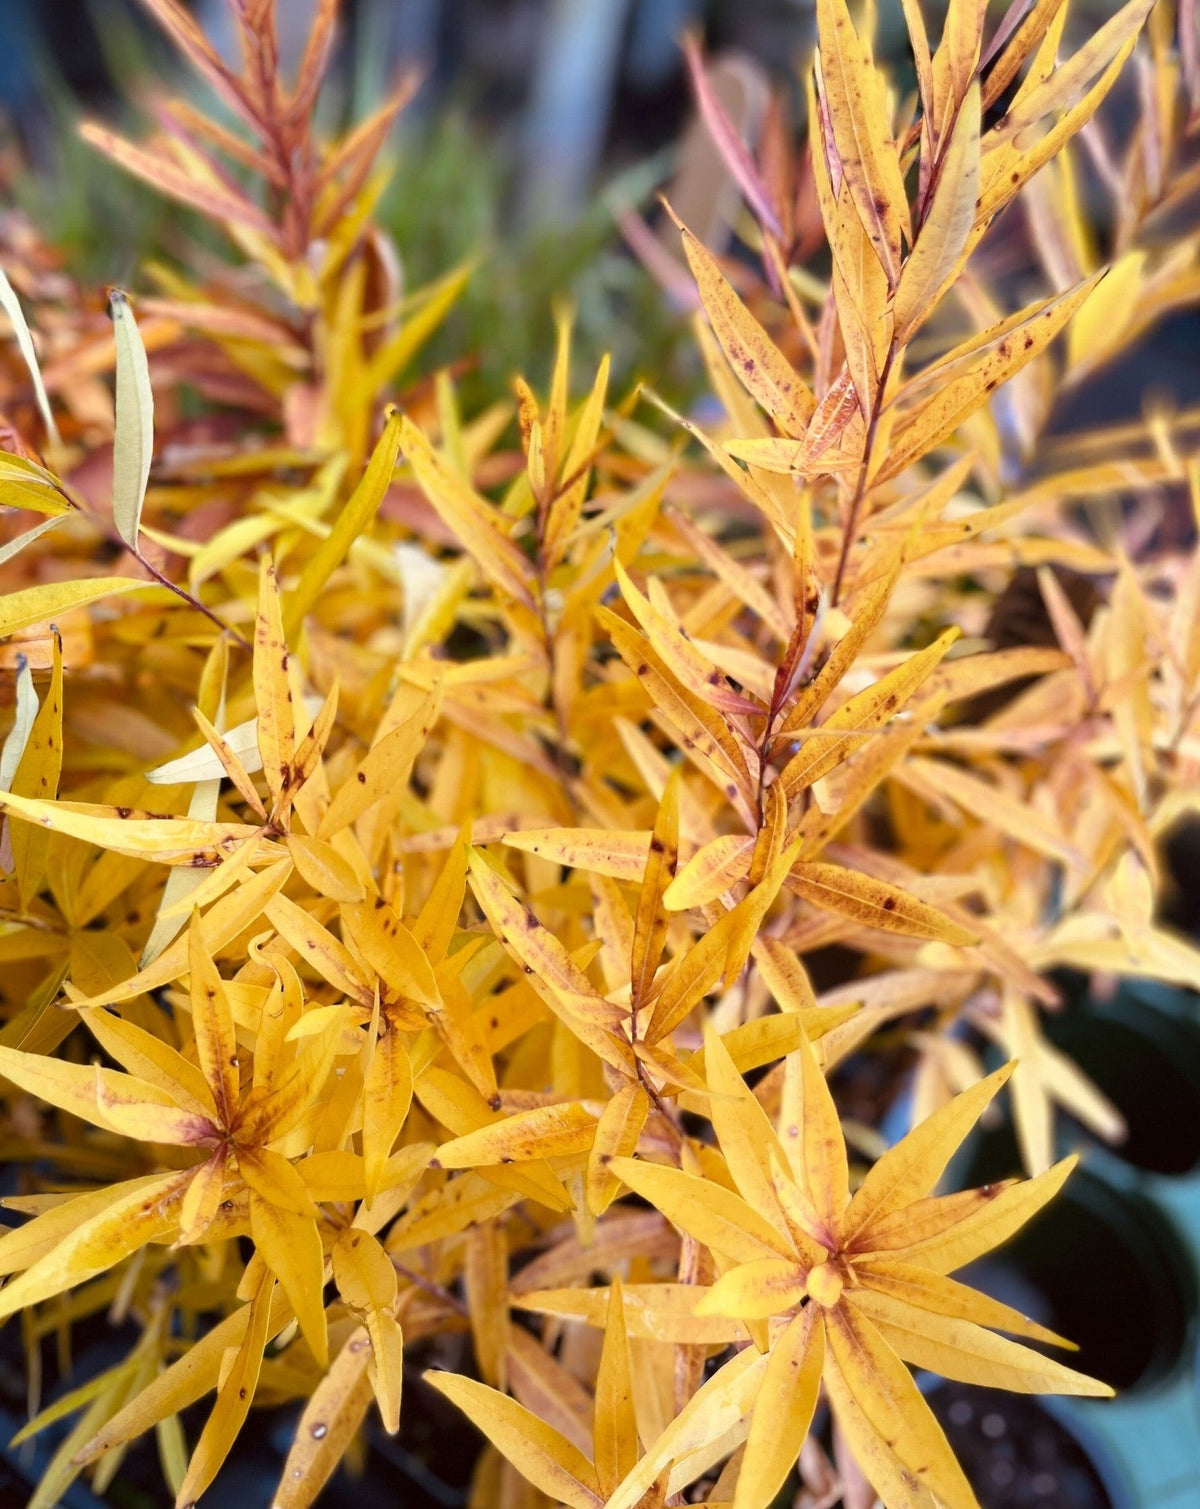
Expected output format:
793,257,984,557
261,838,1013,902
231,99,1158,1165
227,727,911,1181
1,1,1199,1506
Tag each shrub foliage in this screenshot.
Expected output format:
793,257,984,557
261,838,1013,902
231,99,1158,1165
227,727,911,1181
1,0,1200,1506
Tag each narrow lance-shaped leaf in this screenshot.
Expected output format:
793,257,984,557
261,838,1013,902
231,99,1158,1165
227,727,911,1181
894,82,981,343
0,578,165,638
844,1063,1016,1244
424,1371,602,1509
682,34,783,239
9,629,64,905
0,657,39,791
175,1270,275,1509
332,1228,403,1432
851,1286,1112,1396
586,1082,649,1216
735,1307,825,1509
607,1156,794,1263
285,410,404,634
816,0,912,285
503,826,651,883
631,767,680,1011
604,1345,770,1509
400,416,537,607
594,1277,639,1496
990,0,1154,143
254,559,296,814
466,851,630,1069
0,266,61,446
109,290,154,551
883,276,1104,480
787,862,979,946
677,222,814,435
776,627,960,798
826,1302,981,1509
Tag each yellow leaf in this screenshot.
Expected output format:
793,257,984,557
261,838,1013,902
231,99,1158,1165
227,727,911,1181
734,1307,824,1509
412,833,469,963
776,628,959,798
0,1043,198,1140
1066,249,1145,370
0,577,165,638
93,1065,216,1145
109,290,153,550
694,1258,808,1320
851,1287,1111,1396
332,1228,402,1432
787,861,978,945
188,913,240,1127
602,603,757,808
272,1327,374,1509
779,1025,847,1240
545,352,610,567
503,825,651,882
75,1287,294,1465
401,417,537,607
664,834,754,910
976,39,1135,227
607,1157,794,1263
465,1220,510,1390
362,1027,414,1204
363,260,474,393
895,83,980,342
0,656,38,790
10,630,64,903
594,1277,638,1496
777,555,902,737
605,1345,768,1509
438,1101,597,1168
586,1082,649,1215
318,691,440,838
253,558,296,814
238,1145,319,1218
0,1171,188,1322
176,1269,274,1508
342,897,440,1006
821,1339,937,1509
424,1371,602,1509
265,894,371,1004
993,0,1154,145
248,1193,328,1369
816,0,912,284
843,1063,1015,1244
467,851,629,1068
631,768,680,1009
899,756,1084,868
284,410,403,635
677,224,814,436
702,1023,800,1246
826,1302,979,1509
0,1173,166,1277
0,788,263,864
853,1259,1074,1348
0,265,60,445
894,1157,1080,1277
287,835,364,902
884,277,1102,480
177,1152,228,1245
515,1282,749,1345
929,0,986,135
647,836,801,1044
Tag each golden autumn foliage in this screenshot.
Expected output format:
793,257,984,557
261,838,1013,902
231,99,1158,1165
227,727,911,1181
1,1,1200,1506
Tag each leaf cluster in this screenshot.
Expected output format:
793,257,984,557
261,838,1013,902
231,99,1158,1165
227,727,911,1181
1,2,1200,1507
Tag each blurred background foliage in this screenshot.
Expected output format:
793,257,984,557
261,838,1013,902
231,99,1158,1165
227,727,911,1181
0,0,1178,412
